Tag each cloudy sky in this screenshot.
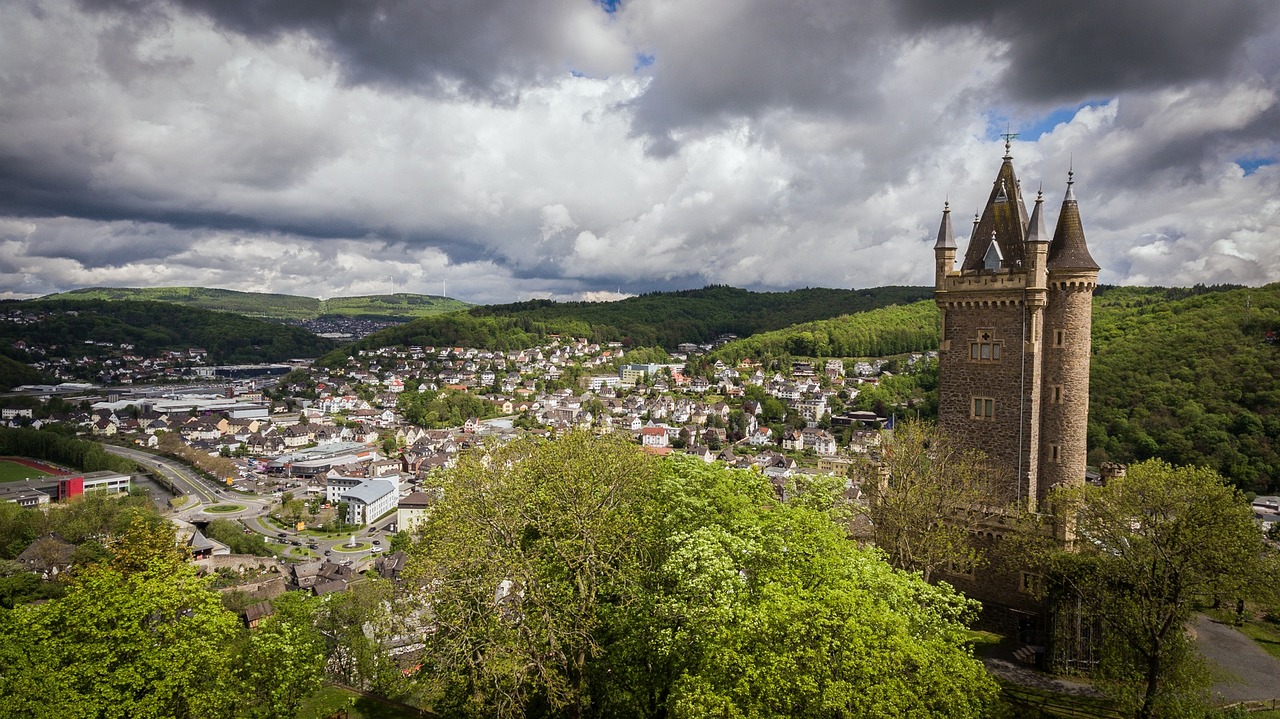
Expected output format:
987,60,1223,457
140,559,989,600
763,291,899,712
2,0,1277,304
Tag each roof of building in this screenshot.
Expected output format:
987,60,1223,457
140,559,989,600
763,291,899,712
1047,171,1100,271
399,490,436,509
961,148,1029,271
933,202,956,250
341,478,396,505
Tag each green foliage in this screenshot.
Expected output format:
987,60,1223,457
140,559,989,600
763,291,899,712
0,489,161,562
406,432,998,718
397,389,497,428
712,299,940,362
204,519,274,556
0,353,45,391
1088,283,1280,493
852,420,1013,582
0,529,243,719
1040,460,1275,719
42,286,470,321
315,581,404,695
0,298,338,364
0,427,137,475
236,592,328,719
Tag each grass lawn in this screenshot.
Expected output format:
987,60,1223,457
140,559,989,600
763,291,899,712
333,542,371,553
1235,619,1280,661
298,686,428,719
204,504,246,513
0,459,52,482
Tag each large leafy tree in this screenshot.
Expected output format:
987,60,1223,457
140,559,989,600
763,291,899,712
851,420,1013,582
1041,460,1276,719
403,432,998,719
0,518,243,719
408,431,653,718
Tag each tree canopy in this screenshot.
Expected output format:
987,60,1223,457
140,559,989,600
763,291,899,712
1037,460,1276,719
402,431,998,719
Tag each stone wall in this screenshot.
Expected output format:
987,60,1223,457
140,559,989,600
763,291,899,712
937,293,1041,504
195,553,287,576
1037,278,1096,504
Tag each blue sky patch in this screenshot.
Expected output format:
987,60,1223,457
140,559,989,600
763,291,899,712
1237,157,1275,176
634,53,655,71
984,101,1108,144
597,0,620,13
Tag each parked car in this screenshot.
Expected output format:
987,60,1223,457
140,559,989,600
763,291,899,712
324,550,332,556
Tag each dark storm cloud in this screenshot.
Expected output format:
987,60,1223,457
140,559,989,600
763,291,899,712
77,0,610,97
625,0,899,138
892,0,1280,102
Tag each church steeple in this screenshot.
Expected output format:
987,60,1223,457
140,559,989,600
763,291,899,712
1047,170,1099,271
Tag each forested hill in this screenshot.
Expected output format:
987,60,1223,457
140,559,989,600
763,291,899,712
1087,284,1280,493
320,285,935,364
709,300,939,362
471,286,934,347
1,299,339,366
45,287,471,322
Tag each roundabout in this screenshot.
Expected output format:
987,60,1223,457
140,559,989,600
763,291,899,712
203,504,246,513
332,542,371,553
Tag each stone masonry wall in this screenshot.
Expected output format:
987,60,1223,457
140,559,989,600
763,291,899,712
1037,279,1095,504
938,292,1040,504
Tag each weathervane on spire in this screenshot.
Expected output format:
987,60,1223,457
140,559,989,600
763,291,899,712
1001,131,1019,158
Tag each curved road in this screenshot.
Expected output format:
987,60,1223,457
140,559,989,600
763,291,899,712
106,444,388,562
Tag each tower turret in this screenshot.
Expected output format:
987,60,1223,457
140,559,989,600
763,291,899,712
934,201,956,289
1039,170,1100,503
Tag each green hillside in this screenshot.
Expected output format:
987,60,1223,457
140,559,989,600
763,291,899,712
1088,284,1280,493
1,299,339,365
472,285,933,347
0,354,46,391
46,287,470,321
322,285,936,365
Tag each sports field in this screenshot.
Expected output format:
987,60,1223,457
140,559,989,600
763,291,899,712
0,459,53,482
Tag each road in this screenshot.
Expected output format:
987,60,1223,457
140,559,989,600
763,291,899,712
106,443,391,563
105,443,273,519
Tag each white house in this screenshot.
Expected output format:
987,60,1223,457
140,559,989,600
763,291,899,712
341,479,398,526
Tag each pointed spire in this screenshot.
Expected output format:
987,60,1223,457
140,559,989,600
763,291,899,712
934,201,956,250
960,150,1029,271
1047,169,1099,271
1025,188,1048,244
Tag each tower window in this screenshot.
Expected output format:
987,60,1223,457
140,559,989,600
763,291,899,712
1020,572,1043,595
1051,385,1063,404
971,397,995,420
969,331,1003,362
1054,330,1065,348
1049,444,1061,463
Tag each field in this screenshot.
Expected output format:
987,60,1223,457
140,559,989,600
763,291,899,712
0,458,56,482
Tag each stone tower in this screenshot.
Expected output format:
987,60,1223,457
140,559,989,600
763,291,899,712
933,146,1099,512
